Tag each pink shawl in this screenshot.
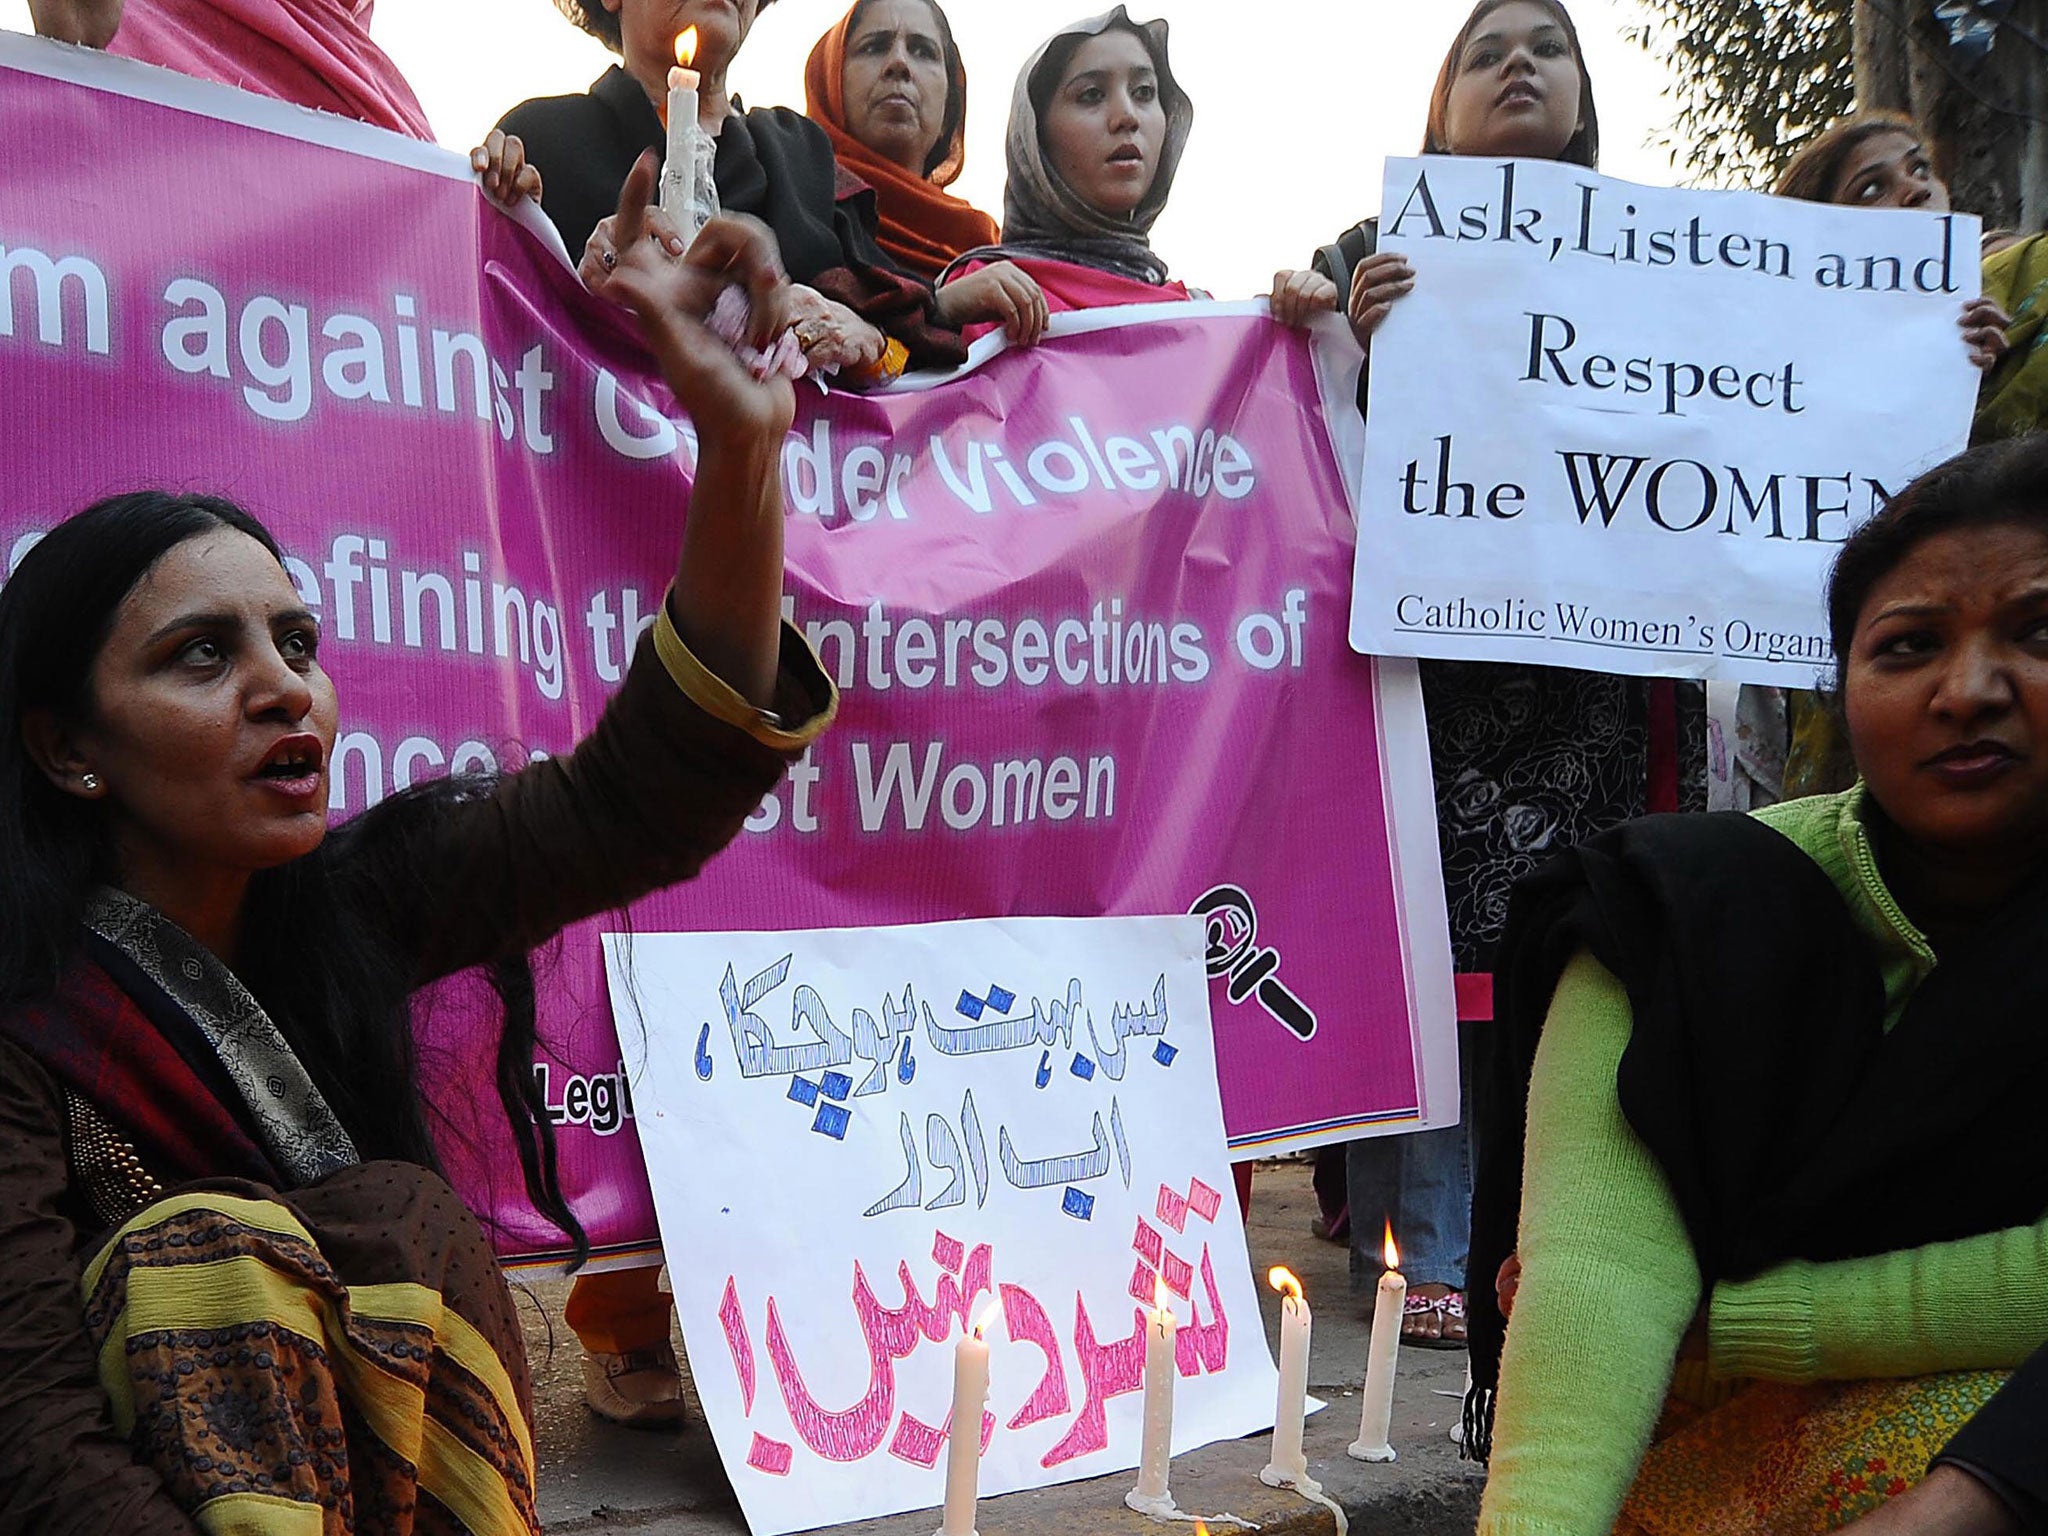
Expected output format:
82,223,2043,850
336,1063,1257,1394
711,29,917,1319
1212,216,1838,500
108,0,433,139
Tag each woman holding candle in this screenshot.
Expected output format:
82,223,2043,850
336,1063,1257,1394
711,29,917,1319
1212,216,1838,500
801,0,1048,346
0,162,835,1531
1271,0,1699,1351
499,0,965,381
1465,436,2048,1530
935,7,1197,341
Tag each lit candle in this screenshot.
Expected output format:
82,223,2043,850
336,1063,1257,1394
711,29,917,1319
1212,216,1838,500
660,28,705,239
1349,1224,1405,1463
1125,1278,1178,1514
938,1301,996,1536
1259,1267,1320,1494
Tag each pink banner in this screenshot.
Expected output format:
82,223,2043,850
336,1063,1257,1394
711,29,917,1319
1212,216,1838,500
0,38,1454,1265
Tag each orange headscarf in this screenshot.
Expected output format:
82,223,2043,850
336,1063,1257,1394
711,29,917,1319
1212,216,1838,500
804,1,999,280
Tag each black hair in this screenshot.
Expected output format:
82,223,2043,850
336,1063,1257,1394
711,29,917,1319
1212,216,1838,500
559,0,776,56
1776,112,1921,204
1423,0,1600,169
0,491,586,1265
1828,436,2048,673
846,0,967,180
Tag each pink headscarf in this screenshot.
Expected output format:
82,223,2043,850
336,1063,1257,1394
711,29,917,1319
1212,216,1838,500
109,0,434,140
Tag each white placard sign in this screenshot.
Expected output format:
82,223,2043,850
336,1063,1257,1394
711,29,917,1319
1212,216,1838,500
1349,156,1981,686
604,916,1280,1536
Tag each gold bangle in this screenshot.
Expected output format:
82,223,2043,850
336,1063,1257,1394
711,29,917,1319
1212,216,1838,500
651,591,832,752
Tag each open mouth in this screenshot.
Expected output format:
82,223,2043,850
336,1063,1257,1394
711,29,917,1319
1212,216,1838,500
256,736,325,784
1108,145,1145,166
1497,83,1541,108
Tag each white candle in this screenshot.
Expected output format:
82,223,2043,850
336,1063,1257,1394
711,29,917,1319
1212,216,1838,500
1259,1267,1319,1493
938,1304,994,1536
1125,1281,1178,1512
1349,1223,1405,1462
660,27,703,235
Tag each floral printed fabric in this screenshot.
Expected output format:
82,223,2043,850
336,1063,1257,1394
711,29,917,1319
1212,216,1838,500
1422,661,1656,974
1613,1371,2010,1535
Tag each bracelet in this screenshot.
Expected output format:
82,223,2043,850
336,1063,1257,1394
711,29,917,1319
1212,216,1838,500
652,590,829,752
846,337,910,388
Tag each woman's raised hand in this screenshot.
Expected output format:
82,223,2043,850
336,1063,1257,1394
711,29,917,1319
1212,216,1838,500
1268,269,1339,330
583,152,794,443
1961,297,2012,371
471,130,542,208
935,262,1050,346
1347,251,1415,347
26,0,122,46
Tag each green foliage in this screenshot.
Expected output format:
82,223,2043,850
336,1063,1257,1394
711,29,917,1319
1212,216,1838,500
1627,0,1856,188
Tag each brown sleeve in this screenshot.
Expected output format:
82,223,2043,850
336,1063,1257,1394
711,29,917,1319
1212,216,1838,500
0,1041,200,1535
364,619,835,984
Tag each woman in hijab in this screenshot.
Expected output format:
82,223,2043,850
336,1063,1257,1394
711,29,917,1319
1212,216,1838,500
499,0,963,379
938,7,1196,332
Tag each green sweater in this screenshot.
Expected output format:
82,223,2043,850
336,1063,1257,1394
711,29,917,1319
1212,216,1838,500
1476,788,2048,1536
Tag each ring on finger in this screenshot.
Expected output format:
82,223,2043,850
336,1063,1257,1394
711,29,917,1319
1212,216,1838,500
600,249,618,271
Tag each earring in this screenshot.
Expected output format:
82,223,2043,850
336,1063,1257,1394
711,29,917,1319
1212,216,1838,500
80,773,99,793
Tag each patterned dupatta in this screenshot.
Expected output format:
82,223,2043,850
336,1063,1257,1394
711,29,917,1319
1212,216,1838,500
0,890,357,1208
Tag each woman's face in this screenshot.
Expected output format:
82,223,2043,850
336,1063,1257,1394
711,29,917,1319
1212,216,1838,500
610,0,761,84
843,0,951,176
1042,28,1167,219
1846,522,2048,866
52,528,339,899
1831,130,1950,212
1441,2,1584,160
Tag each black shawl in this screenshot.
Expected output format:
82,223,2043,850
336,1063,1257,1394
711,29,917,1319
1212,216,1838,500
499,68,964,367
1466,810,2048,1456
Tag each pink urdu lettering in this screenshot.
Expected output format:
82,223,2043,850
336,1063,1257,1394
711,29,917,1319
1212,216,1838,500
762,1239,996,1463
720,1277,757,1413
1042,1297,1146,1468
997,1281,1070,1432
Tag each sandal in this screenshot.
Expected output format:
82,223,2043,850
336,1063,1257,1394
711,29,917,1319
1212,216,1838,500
1437,1288,1469,1348
1400,1285,1470,1350
1401,1289,1445,1344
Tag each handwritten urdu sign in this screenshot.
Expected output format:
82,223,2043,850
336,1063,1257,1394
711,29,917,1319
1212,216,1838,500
605,916,1278,1535
1348,156,1981,686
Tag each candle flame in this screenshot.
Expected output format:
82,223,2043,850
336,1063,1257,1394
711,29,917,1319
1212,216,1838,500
675,26,699,67
971,1298,1001,1340
1267,1266,1303,1303
1153,1275,1175,1322
1383,1221,1401,1272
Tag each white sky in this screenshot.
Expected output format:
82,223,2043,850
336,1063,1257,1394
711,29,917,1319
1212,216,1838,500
1,1,1689,296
